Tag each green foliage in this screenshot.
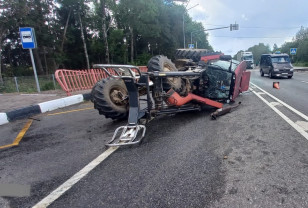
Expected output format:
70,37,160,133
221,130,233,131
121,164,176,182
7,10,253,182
0,75,58,93
1,0,213,78
132,53,153,66
235,43,271,65
247,43,271,65
280,27,308,63
294,62,308,67
41,82,55,91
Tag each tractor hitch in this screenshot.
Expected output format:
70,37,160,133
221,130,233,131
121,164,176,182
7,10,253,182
106,125,146,146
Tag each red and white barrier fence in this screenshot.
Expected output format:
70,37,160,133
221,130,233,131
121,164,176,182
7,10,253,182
55,66,148,96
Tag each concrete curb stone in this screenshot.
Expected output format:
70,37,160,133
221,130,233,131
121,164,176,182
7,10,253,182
0,93,92,126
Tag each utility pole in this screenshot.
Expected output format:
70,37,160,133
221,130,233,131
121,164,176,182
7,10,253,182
183,4,198,48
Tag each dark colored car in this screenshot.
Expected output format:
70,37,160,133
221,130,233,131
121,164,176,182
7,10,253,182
260,54,293,79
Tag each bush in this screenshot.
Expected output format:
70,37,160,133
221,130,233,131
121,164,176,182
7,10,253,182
132,53,152,66
294,62,308,67
41,82,55,91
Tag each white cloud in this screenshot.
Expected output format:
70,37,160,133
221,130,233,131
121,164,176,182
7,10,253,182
186,0,308,55
241,14,248,21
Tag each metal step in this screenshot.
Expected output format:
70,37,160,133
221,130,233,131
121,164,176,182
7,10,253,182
106,125,146,147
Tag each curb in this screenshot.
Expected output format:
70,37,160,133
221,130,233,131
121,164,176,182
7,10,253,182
0,93,92,126
294,68,308,72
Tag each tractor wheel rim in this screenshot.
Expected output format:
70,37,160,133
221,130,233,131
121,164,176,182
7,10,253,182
110,87,128,106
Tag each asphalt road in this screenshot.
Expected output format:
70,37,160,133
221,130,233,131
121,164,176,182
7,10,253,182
0,71,307,208
250,69,308,115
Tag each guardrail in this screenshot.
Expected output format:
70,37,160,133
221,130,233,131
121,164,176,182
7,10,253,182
55,66,148,96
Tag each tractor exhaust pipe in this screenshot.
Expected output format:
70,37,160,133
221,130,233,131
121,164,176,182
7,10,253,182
166,89,223,109
211,102,241,120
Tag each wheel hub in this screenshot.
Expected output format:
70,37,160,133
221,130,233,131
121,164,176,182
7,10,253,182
164,63,182,90
110,88,128,106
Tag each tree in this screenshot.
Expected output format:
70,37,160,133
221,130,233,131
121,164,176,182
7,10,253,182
0,0,213,78
100,0,110,63
0,0,28,82
247,43,271,65
272,43,279,53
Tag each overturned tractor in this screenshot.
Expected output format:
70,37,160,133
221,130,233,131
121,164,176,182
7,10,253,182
91,51,250,146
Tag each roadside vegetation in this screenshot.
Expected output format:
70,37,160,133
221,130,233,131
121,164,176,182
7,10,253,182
0,0,212,82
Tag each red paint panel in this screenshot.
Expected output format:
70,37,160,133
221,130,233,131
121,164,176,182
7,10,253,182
240,71,251,92
232,61,247,101
200,54,221,62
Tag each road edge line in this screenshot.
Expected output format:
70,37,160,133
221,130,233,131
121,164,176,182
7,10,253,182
32,146,119,208
250,82,308,121
250,88,308,141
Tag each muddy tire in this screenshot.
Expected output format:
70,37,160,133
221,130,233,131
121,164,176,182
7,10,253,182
91,77,128,120
260,69,264,77
269,70,273,79
147,55,181,90
175,49,208,61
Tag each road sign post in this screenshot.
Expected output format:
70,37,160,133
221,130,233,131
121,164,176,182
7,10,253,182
19,27,40,92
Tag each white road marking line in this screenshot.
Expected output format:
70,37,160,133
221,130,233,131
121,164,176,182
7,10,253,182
32,146,119,208
296,121,308,131
257,92,265,95
250,82,308,121
301,81,308,84
250,88,308,141
269,102,283,107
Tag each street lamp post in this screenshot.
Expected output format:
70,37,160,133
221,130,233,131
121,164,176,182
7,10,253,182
183,4,199,48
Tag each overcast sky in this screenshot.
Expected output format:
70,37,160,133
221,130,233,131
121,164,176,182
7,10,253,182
184,0,307,55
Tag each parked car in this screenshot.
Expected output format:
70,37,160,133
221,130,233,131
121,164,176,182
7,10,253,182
260,54,293,79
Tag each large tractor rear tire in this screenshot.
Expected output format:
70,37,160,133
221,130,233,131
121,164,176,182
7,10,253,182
91,77,128,120
175,49,208,61
147,55,181,90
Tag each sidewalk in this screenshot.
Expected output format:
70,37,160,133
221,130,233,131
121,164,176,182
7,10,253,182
0,89,92,125
0,90,91,113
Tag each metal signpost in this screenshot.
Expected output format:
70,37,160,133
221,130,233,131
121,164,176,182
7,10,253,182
19,27,40,92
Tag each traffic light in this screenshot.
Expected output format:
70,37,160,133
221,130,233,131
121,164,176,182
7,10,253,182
230,24,239,31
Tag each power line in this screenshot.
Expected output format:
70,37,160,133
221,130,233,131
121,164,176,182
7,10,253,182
203,24,303,30
212,36,293,39
241,26,301,29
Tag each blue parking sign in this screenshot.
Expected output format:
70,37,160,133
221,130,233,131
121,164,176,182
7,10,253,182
19,27,37,49
290,48,297,55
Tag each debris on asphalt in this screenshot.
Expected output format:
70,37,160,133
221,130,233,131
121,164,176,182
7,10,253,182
211,102,241,120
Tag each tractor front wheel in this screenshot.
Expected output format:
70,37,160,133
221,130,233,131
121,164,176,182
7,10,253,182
91,77,128,120
147,55,181,90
